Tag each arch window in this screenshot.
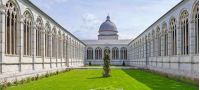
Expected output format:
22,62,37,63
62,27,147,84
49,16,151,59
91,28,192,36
152,30,155,56
45,23,51,57
120,47,127,60
5,1,18,55
95,47,102,60
52,28,57,58
193,3,199,54
157,27,161,56
87,47,93,59
23,10,32,56
36,17,43,56
170,18,177,55
58,31,62,58
148,34,151,57
63,35,66,58
112,47,119,60
162,23,168,56
180,10,189,55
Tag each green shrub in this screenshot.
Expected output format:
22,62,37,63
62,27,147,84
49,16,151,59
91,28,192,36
7,82,12,87
45,72,50,78
89,61,92,66
13,79,18,86
35,74,39,80
26,77,31,83
103,49,111,77
122,61,125,66
20,79,25,84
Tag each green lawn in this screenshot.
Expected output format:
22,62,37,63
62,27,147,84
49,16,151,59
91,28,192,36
8,69,198,90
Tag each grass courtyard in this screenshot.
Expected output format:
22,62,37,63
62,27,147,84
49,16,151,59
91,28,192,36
8,69,198,90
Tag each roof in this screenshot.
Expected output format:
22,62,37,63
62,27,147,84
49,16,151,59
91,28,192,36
82,39,131,45
99,16,118,32
128,0,184,45
23,0,86,46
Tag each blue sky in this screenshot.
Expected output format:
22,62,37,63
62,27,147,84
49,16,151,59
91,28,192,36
31,0,181,40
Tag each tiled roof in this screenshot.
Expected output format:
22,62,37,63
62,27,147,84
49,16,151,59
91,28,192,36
82,39,131,45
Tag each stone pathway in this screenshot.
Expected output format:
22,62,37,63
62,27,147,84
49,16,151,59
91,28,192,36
73,66,138,69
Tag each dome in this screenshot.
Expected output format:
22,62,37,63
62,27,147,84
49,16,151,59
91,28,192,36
99,16,118,32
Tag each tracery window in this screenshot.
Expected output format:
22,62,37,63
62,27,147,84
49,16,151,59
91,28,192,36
45,23,51,57
112,47,119,60
157,27,161,56
5,1,18,55
152,30,155,56
63,35,66,58
52,28,57,58
87,47,93,59
180,10,189,55
58,31,62,58
170,18,177,55
162,23,168,56
23,11,32,56
95,47,102,60
120,47,127,60
193,3,199,54
36,17,43,56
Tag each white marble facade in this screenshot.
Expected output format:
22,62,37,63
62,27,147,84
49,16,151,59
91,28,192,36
0,0,85,81
0,0,199,82
128,0,199,80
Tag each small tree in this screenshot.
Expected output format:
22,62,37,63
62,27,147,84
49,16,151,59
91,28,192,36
103,49,111,77
122,61,126,66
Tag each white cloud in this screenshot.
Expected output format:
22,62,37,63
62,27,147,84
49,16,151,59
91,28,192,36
73,13,101,40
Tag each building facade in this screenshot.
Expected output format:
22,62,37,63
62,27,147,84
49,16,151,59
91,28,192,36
0,0,85,81
83,16,130,65
0,0,198,82
128,0,199,80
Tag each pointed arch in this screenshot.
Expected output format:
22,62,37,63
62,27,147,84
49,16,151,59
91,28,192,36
152,30,155,56
87,47,93,59
52,27,57,58
170,17,177,55
192,2,199,54
180,10,189,55
95,47,102,60
112,47,119,60
5,0,20,55
156,26,161,56
23,10,33,56
45,22,51,57
36,16,44,56
120,47,127,60
162,22,168,56
58,30,62,58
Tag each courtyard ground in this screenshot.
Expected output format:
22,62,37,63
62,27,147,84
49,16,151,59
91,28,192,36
8,69,198,90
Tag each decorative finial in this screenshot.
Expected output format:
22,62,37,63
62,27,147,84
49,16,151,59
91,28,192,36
106,15,110,21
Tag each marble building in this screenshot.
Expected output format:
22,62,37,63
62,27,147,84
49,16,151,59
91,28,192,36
0,0,199,82
0,0,85,81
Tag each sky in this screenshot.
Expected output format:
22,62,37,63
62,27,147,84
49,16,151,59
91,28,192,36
31,0,181,40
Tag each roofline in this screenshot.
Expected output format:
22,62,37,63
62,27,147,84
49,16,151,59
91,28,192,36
128,0,184,45
22,0,86,46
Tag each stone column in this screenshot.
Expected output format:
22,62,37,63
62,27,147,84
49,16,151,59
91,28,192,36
0,9,6,73
93,47,95,60
32,22,36,70
151,38,154,57
177,25,182,55
168,30,172,56
50,33,52,68
56,35,58,67
161,32,165,56
42,27,45,69
18,15,24,72
190,19,195,54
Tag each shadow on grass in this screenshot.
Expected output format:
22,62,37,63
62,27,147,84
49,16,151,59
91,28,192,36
87,76,112,79
122,69,198,90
